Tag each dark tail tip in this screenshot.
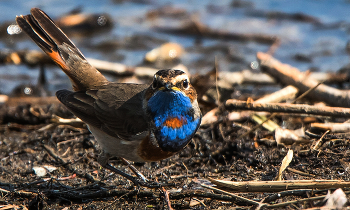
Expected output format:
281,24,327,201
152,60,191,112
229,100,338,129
56,89,72,103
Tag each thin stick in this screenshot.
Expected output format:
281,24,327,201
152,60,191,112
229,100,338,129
286,168,315,177
120,157,148,182
42,144,97,183
235,81,322,139
258,52,350,107
209,178,350,192
161,187,174,210
266,194,325,208
201,184,261,206
225,100,350,118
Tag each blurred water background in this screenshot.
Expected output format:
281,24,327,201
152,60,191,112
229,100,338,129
1,0,350,95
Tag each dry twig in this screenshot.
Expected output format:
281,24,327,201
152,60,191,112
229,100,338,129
209,179,350,192
224,100,350,118
258,52,350,107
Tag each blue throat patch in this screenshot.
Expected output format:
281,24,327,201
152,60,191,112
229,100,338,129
147,90,200,152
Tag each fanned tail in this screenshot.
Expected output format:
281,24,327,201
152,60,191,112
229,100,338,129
16,8,108,91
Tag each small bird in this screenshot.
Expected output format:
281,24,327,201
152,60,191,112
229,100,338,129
16,8,201,186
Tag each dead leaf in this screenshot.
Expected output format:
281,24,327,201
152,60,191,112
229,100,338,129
276,149,293,181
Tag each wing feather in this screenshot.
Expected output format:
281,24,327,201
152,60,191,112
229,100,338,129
56,83,150,140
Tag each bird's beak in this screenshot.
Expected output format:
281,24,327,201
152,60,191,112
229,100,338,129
159,83,180,91
165,82,172,90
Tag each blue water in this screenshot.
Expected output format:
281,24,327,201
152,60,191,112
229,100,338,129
1,0,350,94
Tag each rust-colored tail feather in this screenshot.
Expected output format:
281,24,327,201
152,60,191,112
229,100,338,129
16,8,108,91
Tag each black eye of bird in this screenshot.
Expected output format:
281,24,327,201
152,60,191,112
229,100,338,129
183,79,189,88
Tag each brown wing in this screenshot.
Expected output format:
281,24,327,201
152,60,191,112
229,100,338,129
56,83,150,140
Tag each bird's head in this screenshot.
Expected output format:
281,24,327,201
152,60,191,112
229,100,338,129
144,69,201,152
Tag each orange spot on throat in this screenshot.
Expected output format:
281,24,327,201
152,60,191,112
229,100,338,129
163,117,187,128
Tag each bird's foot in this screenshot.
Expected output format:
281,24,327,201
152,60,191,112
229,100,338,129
104,163,171,188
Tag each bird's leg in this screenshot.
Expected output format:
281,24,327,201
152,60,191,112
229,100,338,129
104,163,141,185
104,163,161,188
98,151,160,188
120,157,148,182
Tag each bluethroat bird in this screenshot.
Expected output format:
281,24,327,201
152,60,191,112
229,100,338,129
16,8,202,187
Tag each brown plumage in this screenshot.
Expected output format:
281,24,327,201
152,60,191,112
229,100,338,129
16,8,201,186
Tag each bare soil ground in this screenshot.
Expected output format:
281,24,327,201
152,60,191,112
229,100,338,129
1,100,349,209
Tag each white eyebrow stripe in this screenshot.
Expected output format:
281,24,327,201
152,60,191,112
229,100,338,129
171,74,189,83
